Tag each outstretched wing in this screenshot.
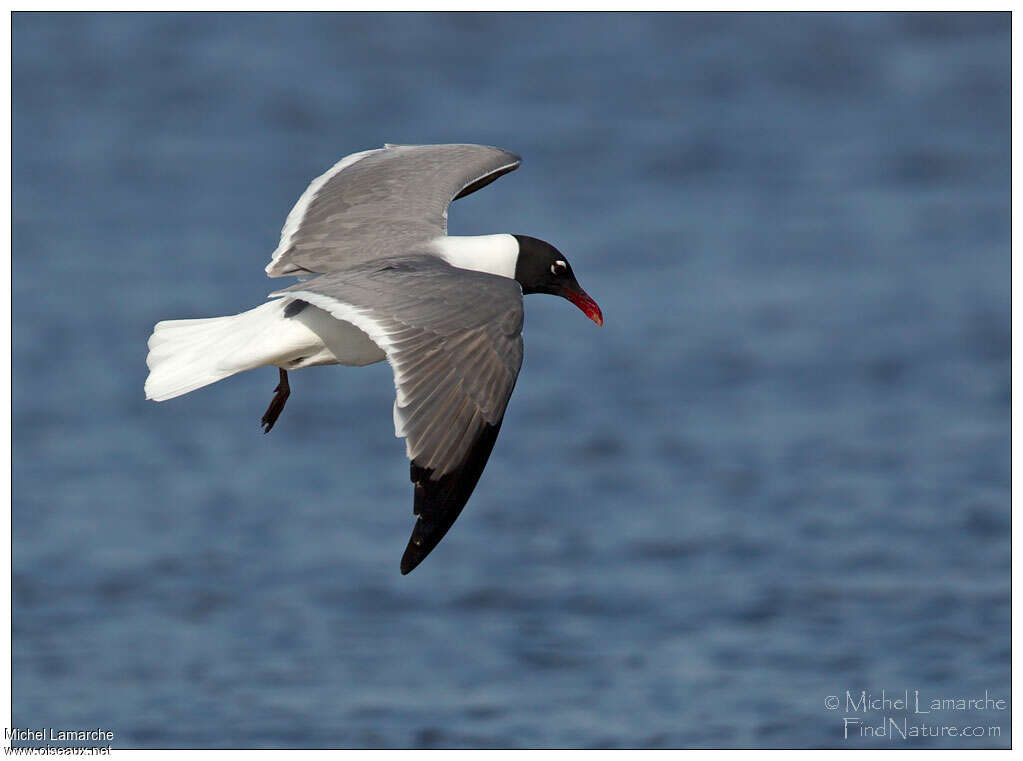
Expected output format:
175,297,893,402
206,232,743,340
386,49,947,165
271,256,524,573
266,144,521,278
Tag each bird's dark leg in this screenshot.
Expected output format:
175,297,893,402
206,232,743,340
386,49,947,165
261,368,290,434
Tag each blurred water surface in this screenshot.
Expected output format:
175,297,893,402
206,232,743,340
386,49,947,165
13,12,1009,748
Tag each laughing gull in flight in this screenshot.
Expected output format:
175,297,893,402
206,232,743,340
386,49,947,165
145,143,602,574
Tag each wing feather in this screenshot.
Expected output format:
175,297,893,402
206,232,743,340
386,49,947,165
268,256,523,572
270,255,524,572
266,144,521,277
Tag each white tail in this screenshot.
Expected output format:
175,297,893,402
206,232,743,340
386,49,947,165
145,300,307,402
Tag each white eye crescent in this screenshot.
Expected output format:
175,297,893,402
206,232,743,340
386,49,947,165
551,260,567,276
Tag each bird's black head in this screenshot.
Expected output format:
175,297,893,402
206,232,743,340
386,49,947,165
512,235,603,326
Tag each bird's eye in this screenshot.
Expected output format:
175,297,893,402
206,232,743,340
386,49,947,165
551,260,568,276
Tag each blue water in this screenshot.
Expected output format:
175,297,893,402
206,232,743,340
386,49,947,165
13,12,1009,748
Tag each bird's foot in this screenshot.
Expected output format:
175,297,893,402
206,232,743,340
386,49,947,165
261,368,290,434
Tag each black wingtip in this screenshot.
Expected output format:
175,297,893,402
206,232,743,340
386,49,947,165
398,478,467,576
399,552,417,575
398,419,504,575
452,160,520,201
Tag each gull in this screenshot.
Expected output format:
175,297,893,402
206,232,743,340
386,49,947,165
145,143,602,573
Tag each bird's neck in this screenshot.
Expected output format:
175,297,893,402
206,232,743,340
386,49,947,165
430,234,519,280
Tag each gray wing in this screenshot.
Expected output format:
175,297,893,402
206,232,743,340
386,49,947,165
265,144,521,278
271,256,524,573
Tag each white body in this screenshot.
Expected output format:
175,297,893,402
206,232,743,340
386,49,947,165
144,235,519,402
